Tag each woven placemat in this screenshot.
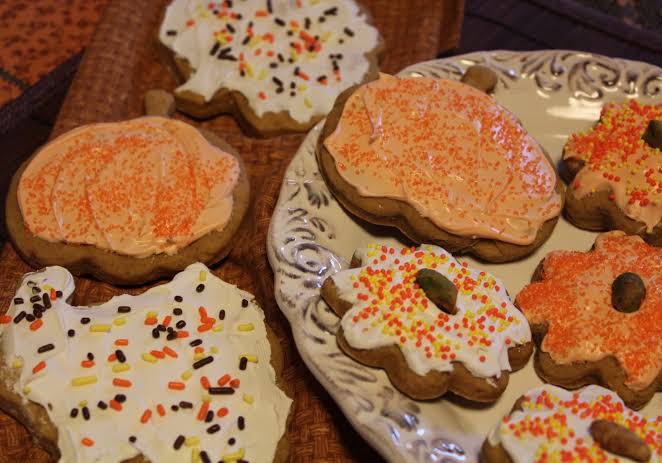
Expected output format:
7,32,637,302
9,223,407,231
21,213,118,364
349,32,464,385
0,1,463,461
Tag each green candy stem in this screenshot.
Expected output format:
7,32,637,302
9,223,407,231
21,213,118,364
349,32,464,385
415,269,458,315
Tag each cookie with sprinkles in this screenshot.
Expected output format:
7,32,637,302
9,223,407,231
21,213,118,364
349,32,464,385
6,116,250,285
318,70,564,263
320,244,533,402
0,263,292,462
157,0,383,136
481,384,661,463
562,101,662,246
516,231,662,410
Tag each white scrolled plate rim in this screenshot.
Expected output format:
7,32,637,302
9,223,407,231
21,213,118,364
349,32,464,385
266,50,662,463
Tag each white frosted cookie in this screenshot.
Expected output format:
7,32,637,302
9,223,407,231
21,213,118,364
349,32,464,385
0,263,291,463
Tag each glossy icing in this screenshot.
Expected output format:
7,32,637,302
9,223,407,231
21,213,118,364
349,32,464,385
323,74,562,245
328,244,531,378
564,101,662,232
159,0,379,124
488,385,662,463
0,264,291,463
17,117,239,258
516,231,662,391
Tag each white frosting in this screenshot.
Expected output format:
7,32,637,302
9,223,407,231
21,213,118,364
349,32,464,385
329,244,531,378
159,0,380,123
488,385,661,462
0,264,291,463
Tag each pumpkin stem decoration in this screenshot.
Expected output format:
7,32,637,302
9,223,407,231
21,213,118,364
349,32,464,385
611,272,646,313
642,119,662,150
415,269,458,315
590,419,651,462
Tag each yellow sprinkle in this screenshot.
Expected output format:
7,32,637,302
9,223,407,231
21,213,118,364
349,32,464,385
71,375,98,387
112,364,131,373
242,355,258,363
243,394,254,404
193,352,205,361
199,271,206,282
212,324,224,332
185,436,200,447
258,69,268,80
43,284,52,291
89,324,111,333
142,353,157,363
113,317,127,326
298,84,308,92
147,311,157,318
237,323,254,332
191,448,200,462
222,448,245,462
210,346,218,354
321,31,331,42
22,386,31,394
245,63,254,78
78,400,88,407
201,394,211,403
181,370,193,381
12,358,23,369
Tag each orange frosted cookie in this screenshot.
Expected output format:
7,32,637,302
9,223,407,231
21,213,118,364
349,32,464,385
6,117,249,284
317,69,563,263
516,231,662,409
562,101,662,246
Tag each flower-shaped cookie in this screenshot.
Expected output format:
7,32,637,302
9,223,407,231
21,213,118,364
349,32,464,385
516,231,662,409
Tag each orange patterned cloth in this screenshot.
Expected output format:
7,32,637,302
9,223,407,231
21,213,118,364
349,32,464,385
0,0,110,107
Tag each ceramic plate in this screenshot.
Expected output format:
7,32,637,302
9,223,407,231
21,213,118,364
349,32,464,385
266,50,662,463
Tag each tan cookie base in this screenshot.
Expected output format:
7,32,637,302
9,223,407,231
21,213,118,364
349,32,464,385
0,301,291,463
155,6,384,137
560,155,662,246
316,81,564,264
320,260,533,402
6,129,250,286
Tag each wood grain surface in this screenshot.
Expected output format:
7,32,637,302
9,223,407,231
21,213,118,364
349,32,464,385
0,0,463,461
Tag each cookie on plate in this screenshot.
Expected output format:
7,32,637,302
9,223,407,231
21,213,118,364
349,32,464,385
481,384,661,463
158,0,383,136
0,263,292,463
321,244,533,402
318,69,564,263
516,231,662,409
561,101,662,246
6,116,249,285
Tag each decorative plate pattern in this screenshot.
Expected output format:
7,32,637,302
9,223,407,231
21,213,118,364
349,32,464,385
266,51,662,463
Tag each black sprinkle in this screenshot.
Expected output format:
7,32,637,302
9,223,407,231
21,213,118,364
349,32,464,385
13,311,26,324
176,320,186,329
248,21,254,28
241,299,249,308
318,16,326,23
171,404,179,411
42,293,51,309
290,91,296,97
324,7,338,15
115,349,126,363
236,12,242,19
13,297,23,305
27,281,35,287
274,17,285,26
129,435,137,443
166,331,177,341
32,303,44,312
277,53,284,62
205,410,214,422
114,394,126,403
25,314,35,322
344,27,355,37
226,23,235,33
166,30,177,36
193,356,214,370
173,435,185,450
82,406,90,420
55,291,63,298
239,356,248,370
269,62,278,69
317,75,327,83
276,87,284,94
228,437,236,445
272,76,283,86
174,296,183,303
179,401,193,409
209,42,221,56
32,287,41,295
200,451,212,463
339,38,344,44
290,82,296,89
67,329,75,337
80,317,90,325
158,324,167,332
196,284,205,293
206,424,221,434
152,328,160,339
30,295,41,303
69,408,78,418
87,352,94,361
287,30,293,36
266,0,273,13
218,309,226,320
190,339,203,347
167,326,175,333
238,416,245,430
97,401,107,410
173,308,183,316
242,35,250,45
117,305,131,314
209,387,234,395
305,17,311,29
37,343,54,354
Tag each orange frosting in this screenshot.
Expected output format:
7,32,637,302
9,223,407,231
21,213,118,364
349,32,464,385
323,73,562,245
564,100,662,232
516,231,662,391
18,117,239,257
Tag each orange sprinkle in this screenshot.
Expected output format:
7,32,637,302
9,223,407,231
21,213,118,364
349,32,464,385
194,347,204,354
113,378,132,388
32,361,46,374
197,323,213,333
230,378,241,388
200,376,211,389
255,9,267,17
150,350,165,359
177,330,189,339
109,399,122,411
156,403,166,416
29,319,43,331
168,381,185,391
198,306,208,319
81,360,95,368
217,407,229,417
218,374,231,386
258,91,267,100
197,401,210,421
140,409,152,423
114,339,129,346
0,315,12,324
50,288,57,301
144,317,158,326
162,315,172,327
81,437,94,447
107,353,117,362
162,346,178,358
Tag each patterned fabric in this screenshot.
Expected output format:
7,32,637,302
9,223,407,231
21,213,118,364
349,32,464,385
0,0,110,107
